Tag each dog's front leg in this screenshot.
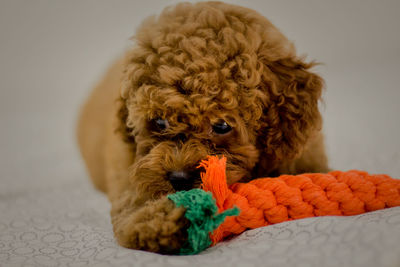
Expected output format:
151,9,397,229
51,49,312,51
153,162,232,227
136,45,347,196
108,189,189,254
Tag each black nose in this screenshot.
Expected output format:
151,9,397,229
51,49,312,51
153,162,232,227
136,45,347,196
168,170,198,191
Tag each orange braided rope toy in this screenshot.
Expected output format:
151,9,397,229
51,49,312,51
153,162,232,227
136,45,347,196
168,156,400,254
200,156,400,244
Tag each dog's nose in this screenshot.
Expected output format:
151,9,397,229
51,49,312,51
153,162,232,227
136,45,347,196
168,170,196,191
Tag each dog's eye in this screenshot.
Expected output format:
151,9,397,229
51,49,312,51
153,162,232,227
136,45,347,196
153,118,169,131
212,120,232,135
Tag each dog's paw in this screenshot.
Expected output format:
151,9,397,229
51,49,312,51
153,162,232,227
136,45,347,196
114,196,189,254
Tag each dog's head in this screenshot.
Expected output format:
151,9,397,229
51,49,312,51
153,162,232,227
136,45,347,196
119,2,323,196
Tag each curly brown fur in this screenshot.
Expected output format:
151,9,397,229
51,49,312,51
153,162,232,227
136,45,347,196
77,1,329,254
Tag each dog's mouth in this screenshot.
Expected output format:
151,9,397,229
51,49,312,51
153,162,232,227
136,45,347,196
167,168,203,191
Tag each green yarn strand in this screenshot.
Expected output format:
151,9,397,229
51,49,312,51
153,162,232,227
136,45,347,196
168,189,240,255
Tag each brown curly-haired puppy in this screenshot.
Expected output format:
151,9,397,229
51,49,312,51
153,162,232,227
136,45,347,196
77,1,328,254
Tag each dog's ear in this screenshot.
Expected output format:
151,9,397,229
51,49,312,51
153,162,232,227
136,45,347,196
257,57,324,166
117,49,148,145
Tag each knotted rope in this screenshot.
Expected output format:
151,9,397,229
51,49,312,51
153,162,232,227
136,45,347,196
168,156,400,254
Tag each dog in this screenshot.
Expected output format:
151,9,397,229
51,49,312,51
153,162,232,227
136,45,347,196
77,1,329,254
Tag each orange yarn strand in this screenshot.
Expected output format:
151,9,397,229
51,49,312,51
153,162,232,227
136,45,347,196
200,156,400,244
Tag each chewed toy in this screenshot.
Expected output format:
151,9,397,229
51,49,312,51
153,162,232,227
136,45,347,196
168,156,400,254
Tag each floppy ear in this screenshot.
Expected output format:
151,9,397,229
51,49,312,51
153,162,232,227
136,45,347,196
257,57,324,167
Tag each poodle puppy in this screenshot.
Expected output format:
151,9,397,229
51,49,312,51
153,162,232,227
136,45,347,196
77,1,328,254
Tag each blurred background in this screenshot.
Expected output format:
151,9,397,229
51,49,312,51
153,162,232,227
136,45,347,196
1,0,399,193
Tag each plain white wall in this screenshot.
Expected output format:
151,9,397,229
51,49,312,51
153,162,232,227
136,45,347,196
0,0,399,187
